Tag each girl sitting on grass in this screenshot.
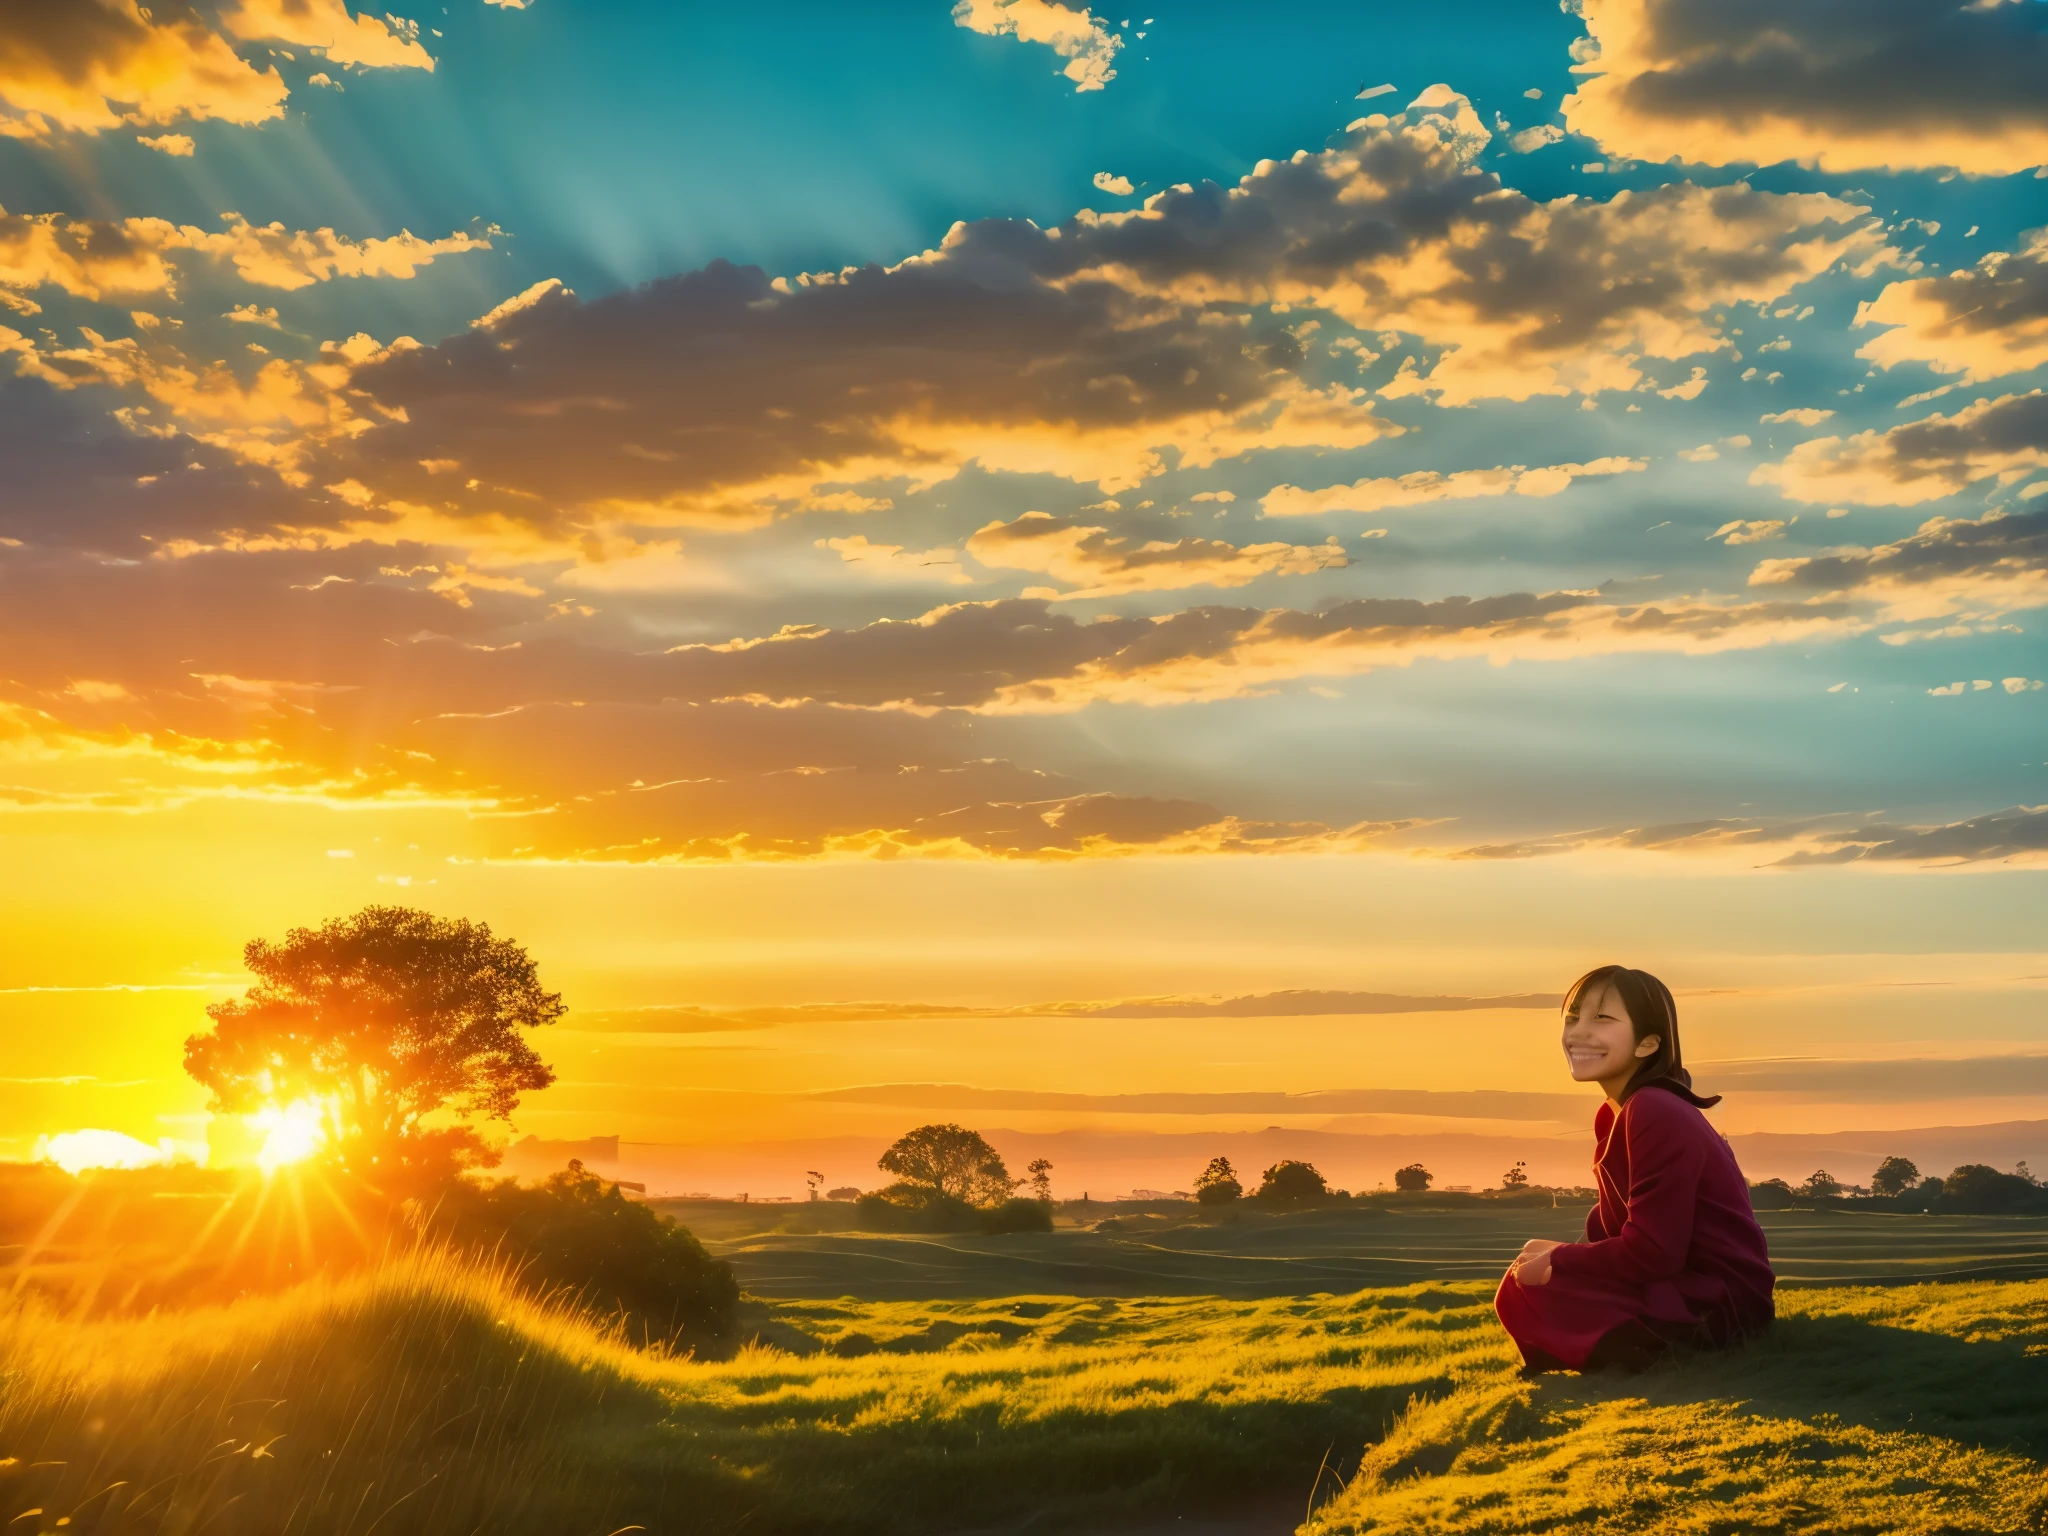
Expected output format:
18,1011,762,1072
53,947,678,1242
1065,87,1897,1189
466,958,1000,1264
1496,964,1775,1373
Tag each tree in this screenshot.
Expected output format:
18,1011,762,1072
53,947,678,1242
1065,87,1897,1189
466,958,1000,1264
876,1124,1013,1207
184,907,562,1182
1501,1161,1529,1189
1802,1169,1841,1198
1394,1163,1432,1192
826,1185,861,1201
1025,1157,1054,1203
1870,1156,1920,1197
805,1170,824,1201
1254,1159,1329,1205
1193,1155,1243,1205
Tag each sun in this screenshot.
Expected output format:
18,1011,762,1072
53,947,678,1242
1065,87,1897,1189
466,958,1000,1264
248,1097,335,1173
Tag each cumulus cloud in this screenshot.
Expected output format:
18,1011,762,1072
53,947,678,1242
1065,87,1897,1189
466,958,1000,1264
1761,408,1834,427
0,0,286,140
1753,392,2048,507
136,132,195,156
316,102,1877,554
1092,171,1135,196
1262,457,1645,517
218,0,434,71
952,0,1121,92
1749,507,2048,623
1857,229,2048,387
964,510,1347,597
1562,0,2048,175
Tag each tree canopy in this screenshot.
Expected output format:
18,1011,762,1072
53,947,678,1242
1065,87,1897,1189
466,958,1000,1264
1254,1159,1329,1204
1870,1156,1920,1197
1193,1155,1243,1205
1394,1163,1432,1192
184,906,563,1180
877,1123,1014,1207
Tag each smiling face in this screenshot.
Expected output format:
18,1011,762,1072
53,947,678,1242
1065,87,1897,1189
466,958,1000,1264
1561,978,1662,1100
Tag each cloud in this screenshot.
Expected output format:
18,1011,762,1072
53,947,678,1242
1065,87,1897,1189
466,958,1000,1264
964,510,1348,596
1710,519,1786,546
0,204,493,306
1761,408,1834,427
1695,1054,2048,1102
1508,123,1563,154
1562,0,2048,175
0,0,287,140
1092,171,1135,196
1261,458,1645,517
1770,806,2048,867
137,132,195,156
1857,228,2048,387
1451,806,2048,868
218,0,434,71
2005,676,2044,693
1752,392,2048,508
1748,507,2048,623
305,101,1878,557
952,0,1122,92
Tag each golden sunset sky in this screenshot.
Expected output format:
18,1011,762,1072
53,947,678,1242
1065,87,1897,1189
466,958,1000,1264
3,0,2046,1194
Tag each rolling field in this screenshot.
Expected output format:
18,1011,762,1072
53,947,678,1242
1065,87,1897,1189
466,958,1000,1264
6,1205,2048,1535
679,1200,2048,1298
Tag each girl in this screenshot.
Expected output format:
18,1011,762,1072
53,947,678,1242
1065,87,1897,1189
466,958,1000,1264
1495,964,1775,1373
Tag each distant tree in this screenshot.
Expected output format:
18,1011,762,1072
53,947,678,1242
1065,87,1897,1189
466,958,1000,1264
1870,1157,1920,1198
1193,1156,1243,1205
1025,1157,1054,1203
1394,1163,1432,1192
1938,1163,2048,1215
2018,1161,2036,1186
1747,1178,1797,1210
1254,1159,1329,1205
1501,1161,1529,1190
1802,1169,1841,1198
805,1170,824,1201
877,1124,1014,1207
826,1185,861,1201
184,907,562,1183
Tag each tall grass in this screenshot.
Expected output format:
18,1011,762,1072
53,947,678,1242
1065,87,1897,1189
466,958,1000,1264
0,1254,1492,1534
7,1251,2046,1535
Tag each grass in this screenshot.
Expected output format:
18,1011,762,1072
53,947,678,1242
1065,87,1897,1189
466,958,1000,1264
5,1234,2048,1534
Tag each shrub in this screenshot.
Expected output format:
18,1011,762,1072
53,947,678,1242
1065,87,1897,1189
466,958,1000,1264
1253,1160,1329,1205
979,1197,1054,1234
855,1184,979,1232
427,1161,737,1341
1194,1155,1243,1205
825,1185,861,1201
1394,1163,1432,1193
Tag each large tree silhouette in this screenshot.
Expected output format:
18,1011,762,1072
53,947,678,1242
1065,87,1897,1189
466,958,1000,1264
877,1124,1013,1207
184,907,563,1180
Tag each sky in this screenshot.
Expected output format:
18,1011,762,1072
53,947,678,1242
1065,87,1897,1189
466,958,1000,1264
2,0,2047,1193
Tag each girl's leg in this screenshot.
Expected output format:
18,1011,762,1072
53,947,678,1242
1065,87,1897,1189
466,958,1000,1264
1493,1265,1653,1371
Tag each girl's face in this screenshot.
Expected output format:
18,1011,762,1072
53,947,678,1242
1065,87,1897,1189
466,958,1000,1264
1561,979,1660,1095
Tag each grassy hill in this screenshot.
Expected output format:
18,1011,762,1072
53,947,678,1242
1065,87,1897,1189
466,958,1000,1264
4,1243,2046,1534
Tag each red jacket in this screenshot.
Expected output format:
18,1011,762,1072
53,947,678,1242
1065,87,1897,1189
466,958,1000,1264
1548,1081,1775,1340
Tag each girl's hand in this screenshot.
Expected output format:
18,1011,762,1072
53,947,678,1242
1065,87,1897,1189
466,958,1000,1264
1512,1238,1563,1286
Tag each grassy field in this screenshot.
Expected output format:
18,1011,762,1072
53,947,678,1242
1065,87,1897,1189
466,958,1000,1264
5,1231,2048,1535
670,1199,2048,1297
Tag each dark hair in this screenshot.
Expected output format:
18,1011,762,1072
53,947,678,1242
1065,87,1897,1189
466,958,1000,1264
1562,965,1720,1108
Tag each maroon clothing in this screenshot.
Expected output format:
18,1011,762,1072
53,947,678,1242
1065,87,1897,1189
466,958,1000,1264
1495,1083,1775,1369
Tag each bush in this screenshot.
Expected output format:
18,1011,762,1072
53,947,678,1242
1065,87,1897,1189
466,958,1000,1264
980,1197,1054,1233
855,1185,979,1232
427,1161,737,1341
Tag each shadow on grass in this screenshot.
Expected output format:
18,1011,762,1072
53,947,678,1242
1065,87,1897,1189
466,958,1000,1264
1537,1310,2048,1461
